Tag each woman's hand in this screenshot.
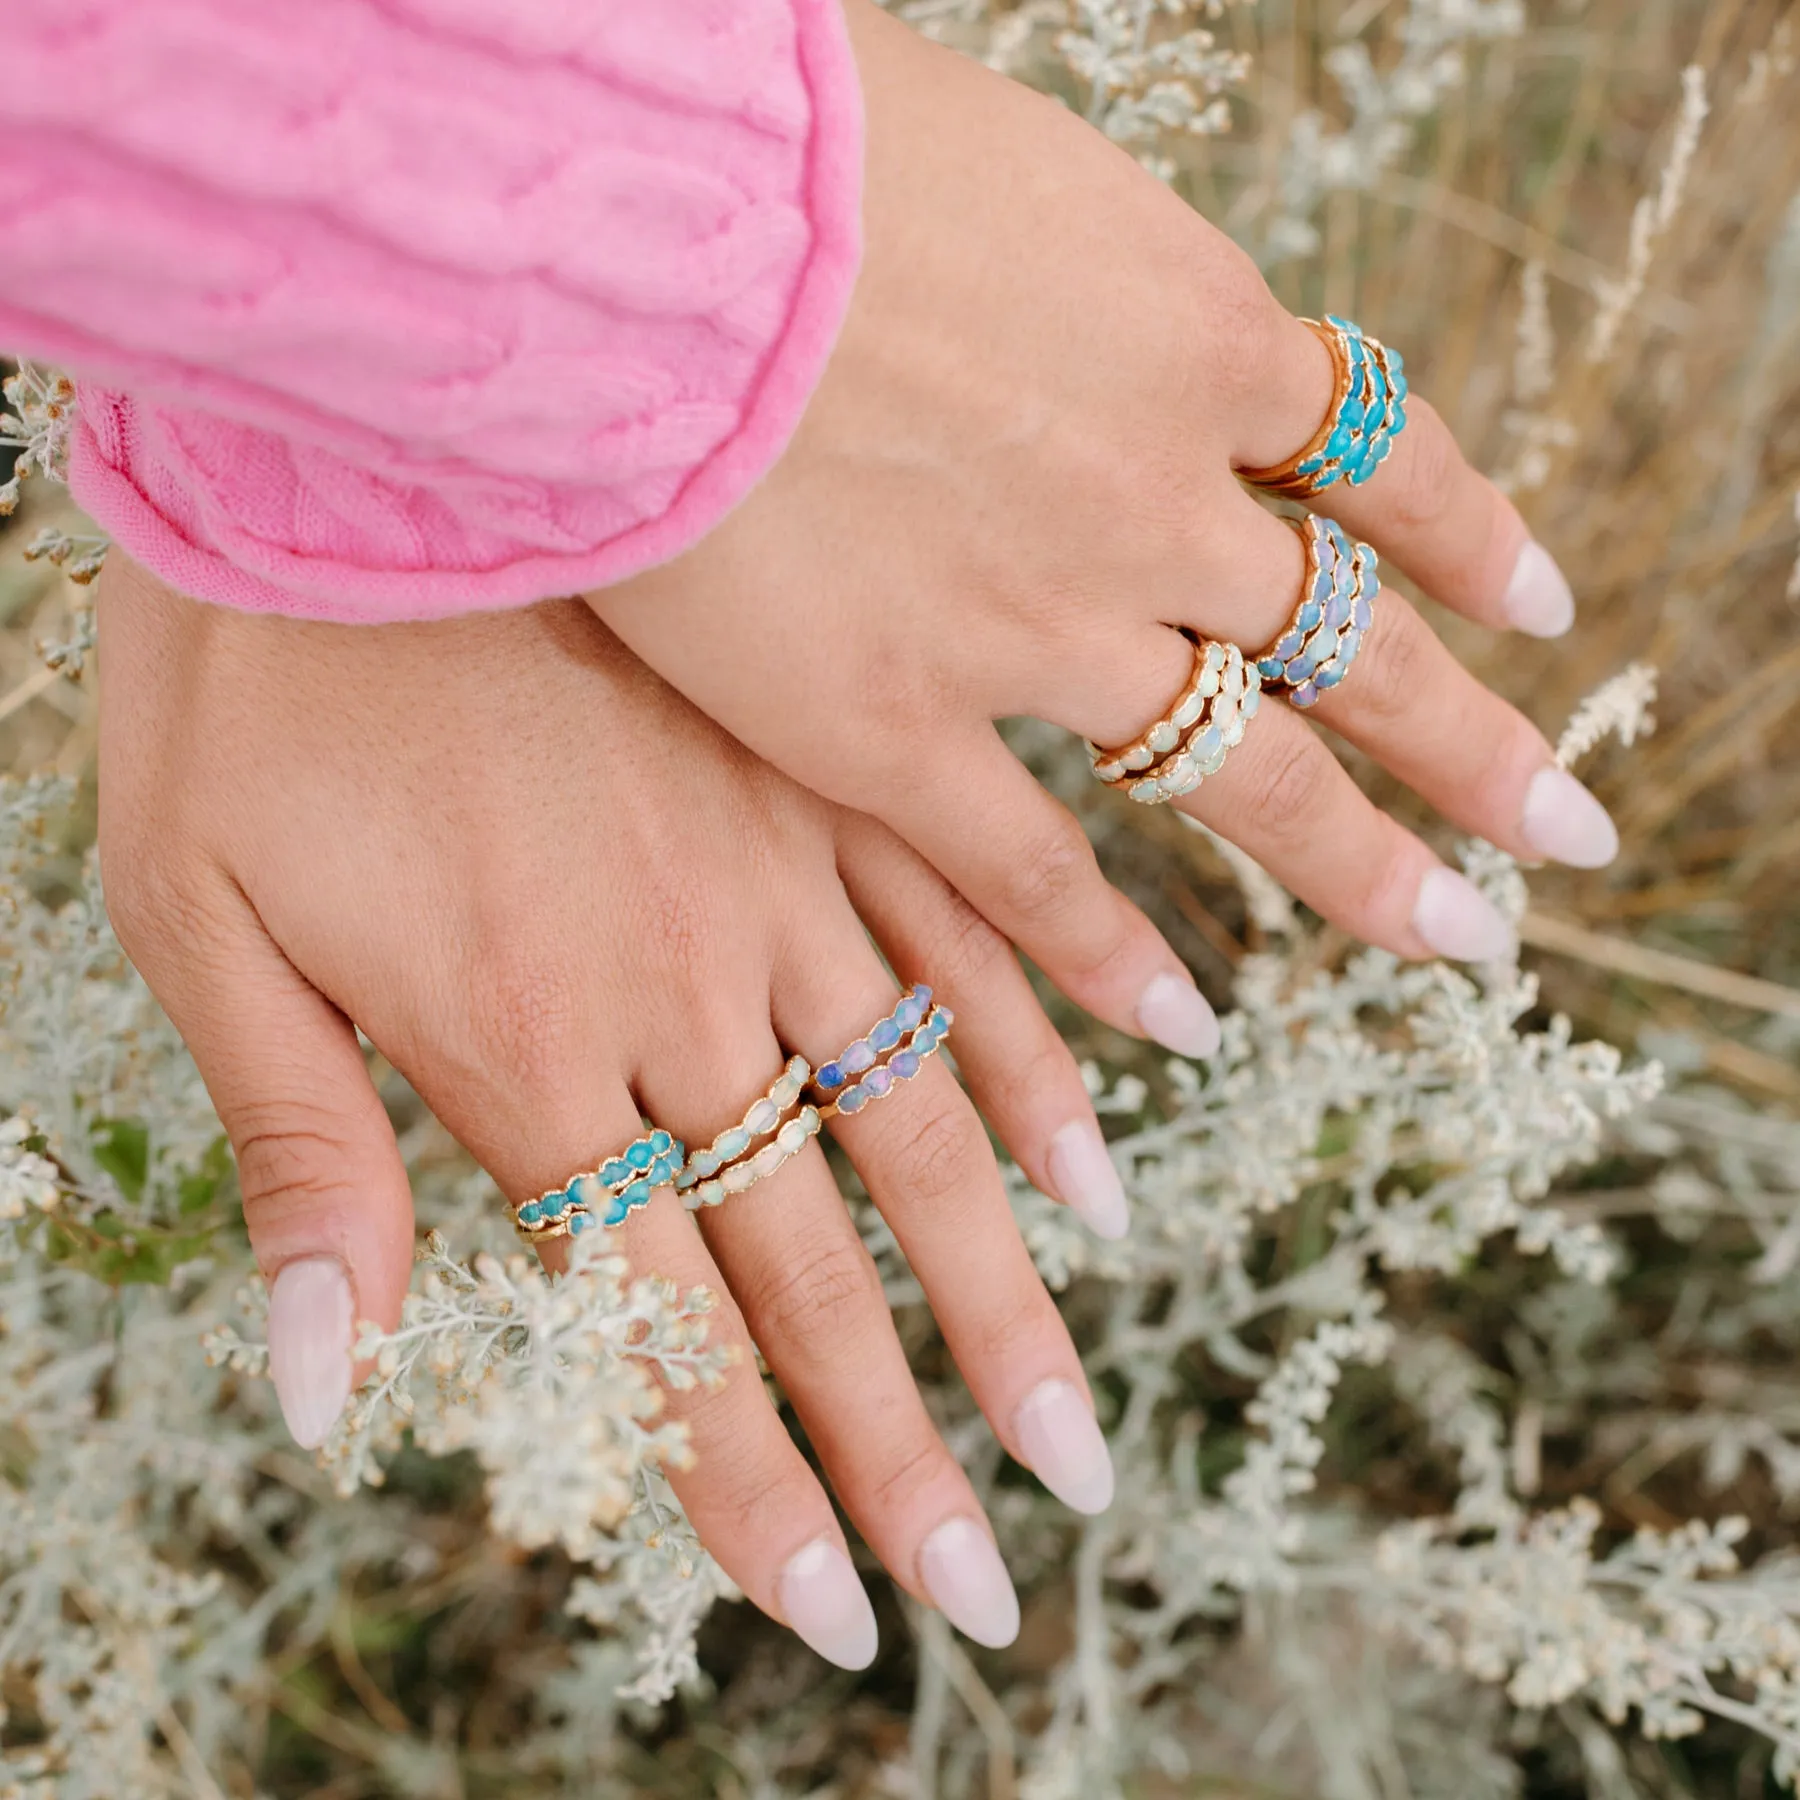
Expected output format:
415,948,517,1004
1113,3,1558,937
98,555,1130,1665
593,0,1616,1006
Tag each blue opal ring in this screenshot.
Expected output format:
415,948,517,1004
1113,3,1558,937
1087,639,1263,806
813,998,953,1120
1238,316,1408,498
510,1126,685,1241
1253,515,1379,709
676,1055,810,1200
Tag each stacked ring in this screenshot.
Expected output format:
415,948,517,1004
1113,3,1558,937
812,999,953,1120
1086,638,1263,806
679,1054,822,1211
1253,515,1379,709
1238,315,1409,497
511,1126,685,1241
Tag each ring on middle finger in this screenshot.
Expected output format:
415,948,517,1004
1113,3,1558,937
1252,515,1379,710
678,1054,823,1211
1086,636,1263,806
809,984,954,1119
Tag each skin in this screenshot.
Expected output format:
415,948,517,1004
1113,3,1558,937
593,0,1608,1019
99,567,1116,1660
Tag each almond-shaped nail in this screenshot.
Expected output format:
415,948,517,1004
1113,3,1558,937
1013,1379,1115,1515
777,1539,878,1670
919,1517,1020,1649
1135,971,1220,1059
1521,767,1619,869
1046,1121,1129,1239
1502,540,1575,638
1411,867,1515,962
267,1255,354,1450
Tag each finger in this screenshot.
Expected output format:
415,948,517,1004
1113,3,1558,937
834,810,1130,1239
771,919,1115,1523
104,875,414,1452
425,1061,882,1673
874,726,1222,1060
1156,499,1617,872
638,1033,1024,1651
1231,312,1574,638
1309,590,1618,869
1170,697,1518,963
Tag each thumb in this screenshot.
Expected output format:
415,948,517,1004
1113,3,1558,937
126,897,415,1448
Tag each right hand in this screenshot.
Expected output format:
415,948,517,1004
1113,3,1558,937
591,0,1618,1013
99,555,1128,1668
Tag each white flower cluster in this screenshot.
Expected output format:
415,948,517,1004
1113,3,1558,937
0,366,79,520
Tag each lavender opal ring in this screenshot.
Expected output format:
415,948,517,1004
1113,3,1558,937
810,988,953,1120
1252,515,1379,710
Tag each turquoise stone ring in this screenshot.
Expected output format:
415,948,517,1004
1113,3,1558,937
1238,315,1409,499
510,1126,685,1243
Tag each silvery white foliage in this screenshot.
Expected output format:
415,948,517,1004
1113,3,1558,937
0,365,78,519
1267,0,1525,261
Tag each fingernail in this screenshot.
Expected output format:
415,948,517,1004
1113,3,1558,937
1135,971,1220,1059
267,1255,354,1450
1501,540,1575,638
1013,1379,1115,1515
1411,867,1515,962
1521,766,1619,869
777,1539,879,1670
919,1517,1021,1649
1046,1121,1129,1240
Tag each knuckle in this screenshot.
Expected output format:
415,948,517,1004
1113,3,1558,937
467,937,584,1092
1385,400,1461,533
883,1098,989,1224
742,1231,881,1364
1000,812,1097,932
1352,602,1433,724
231,1101,366,1216
868,1426,951,1519
1245,729,1331,847
970,1281,1050,1371
929,890,1013,997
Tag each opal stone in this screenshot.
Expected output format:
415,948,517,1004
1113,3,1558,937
627,1140,653,1171
1172,690,1205,729
1256,656,1286,682
650,1129,672,1156
1188,724,1223,764
1290,681,1321,708
895,997,922,1032
1244,685,1262,719
752,1143,783,1178
1128,778,1159,802
622,1178,649,1207
1274,628,1306,660
778,1118,808,1152
696,1181,722,1209
1285,651,1321,682
870,1018,900,1052
864,1067,894,1097
1296,453,1324,477
1322,420,1356,461
1162,753,1196,786
1296,599,1323,634
542,1189,568,1219
1144,719,1176,754
722,1163,756,1193
891,1050,922,1079
1203,642,1226,670
745,1098,778,1136
604,1198,630,1227
818,1062,844,1090
843,1040,876,1074
1122,744,1154,772
1196,741,1229,776
517,1201,542,1226
601,1158,631,1187
1340,393,1367,429
568,1211,592,1235
1354,593,1374,632
717,1126,751,1161
838,1087,868,1114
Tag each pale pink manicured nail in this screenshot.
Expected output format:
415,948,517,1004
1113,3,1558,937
1521,767,1619,869
1046,1121,1129,1240
777,1540,878,1670
1501,540,1575,638
919,1518,1020,1649
1013,1379,1115,1515
267,1255,354,1450
1134,971,1221,1059
1411,867,1515,962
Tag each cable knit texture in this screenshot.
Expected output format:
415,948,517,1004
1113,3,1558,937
0,0,863,621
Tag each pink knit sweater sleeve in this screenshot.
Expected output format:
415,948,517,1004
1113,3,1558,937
0,0,862,622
